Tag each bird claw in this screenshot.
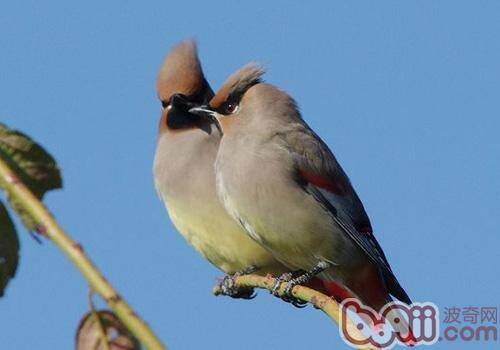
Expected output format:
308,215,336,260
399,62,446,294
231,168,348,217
282,279,308,308
218,274,257,299
217,266,258,300
270,272,308,308
284,280,295,296
276,262,329,307
270,272,293,296
282,295,308,308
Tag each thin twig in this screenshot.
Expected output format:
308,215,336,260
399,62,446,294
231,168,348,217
213,274,377,350
0,158,165,350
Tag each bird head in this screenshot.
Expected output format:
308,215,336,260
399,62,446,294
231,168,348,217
188,63,265,135
156,39,214,133
189,63,299,136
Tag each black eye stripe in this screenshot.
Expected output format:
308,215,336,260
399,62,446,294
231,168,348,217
218,78,260,114
217,100,238,114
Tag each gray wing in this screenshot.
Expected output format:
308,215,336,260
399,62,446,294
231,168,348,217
277,123,411,304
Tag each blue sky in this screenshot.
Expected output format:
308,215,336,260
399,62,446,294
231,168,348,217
1,1,499,349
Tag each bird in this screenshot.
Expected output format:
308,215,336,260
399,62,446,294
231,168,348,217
189,63,413,316
153,41,287,297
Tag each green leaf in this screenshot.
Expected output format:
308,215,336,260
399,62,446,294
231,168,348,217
0,123,62,230
0,123,62,198
76,310,142,350
0,201,20,297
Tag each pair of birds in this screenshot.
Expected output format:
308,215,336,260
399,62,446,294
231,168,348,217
153,40,411,313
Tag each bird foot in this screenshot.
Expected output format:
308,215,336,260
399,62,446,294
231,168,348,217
270,272,293,296
271,272,308,308
275,262,330,308
218,275,256,299
281,279,308,308
217,265,258,300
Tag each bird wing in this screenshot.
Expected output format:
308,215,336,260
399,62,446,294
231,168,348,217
277,123,411,304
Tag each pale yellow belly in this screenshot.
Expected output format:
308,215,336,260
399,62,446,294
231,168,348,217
164,198,285,275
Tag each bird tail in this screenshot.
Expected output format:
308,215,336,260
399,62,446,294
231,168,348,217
311,277,416,347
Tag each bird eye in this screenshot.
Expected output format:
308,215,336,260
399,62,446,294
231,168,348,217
224,102,239,114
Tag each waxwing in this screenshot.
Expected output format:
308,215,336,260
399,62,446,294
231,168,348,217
190,64,413,318
153,43,286,297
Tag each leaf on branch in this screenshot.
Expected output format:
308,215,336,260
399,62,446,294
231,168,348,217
0,123,62,197
0,201,20,297
0,123,62,230
76,310,142,350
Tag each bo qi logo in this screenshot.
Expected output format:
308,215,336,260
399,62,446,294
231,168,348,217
339,298,439,348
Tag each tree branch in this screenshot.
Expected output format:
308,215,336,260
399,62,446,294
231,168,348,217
0,158,165,350
213,274,376,350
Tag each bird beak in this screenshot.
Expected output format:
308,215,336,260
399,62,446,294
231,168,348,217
189,105,215,118
169,93,191,110
189,106,223,135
